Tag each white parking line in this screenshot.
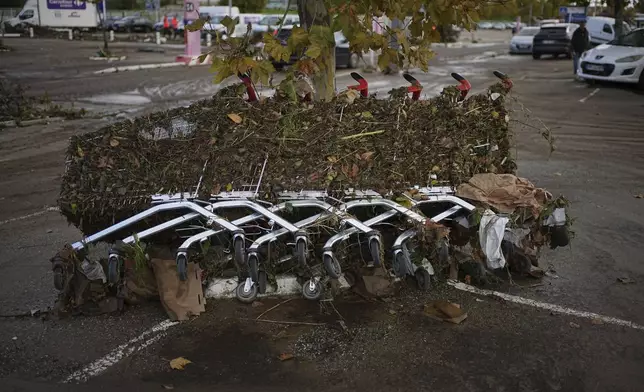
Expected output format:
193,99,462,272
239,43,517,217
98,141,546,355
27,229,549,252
64,319,179,383
579,88,600,103
0,206,60,227
449,281,644,331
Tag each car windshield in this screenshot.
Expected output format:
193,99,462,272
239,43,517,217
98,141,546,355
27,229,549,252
259,16,281,25
518,28,538,36
204,15,225,23
609,29,644,47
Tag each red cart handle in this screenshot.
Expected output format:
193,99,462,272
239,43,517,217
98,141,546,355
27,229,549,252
403,73,422,100
238,73,258,102
493,70,513,90
451,72,471,101
348,72,368,97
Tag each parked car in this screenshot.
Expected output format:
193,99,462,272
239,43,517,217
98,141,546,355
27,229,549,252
509,26,540,54
586,16,632,47
532,23,578,59
493,22,506,30
252,14,299,35
267,27,360,69
578,28,644,89
101,16,119,31
478,22,493,29
112,16,154,33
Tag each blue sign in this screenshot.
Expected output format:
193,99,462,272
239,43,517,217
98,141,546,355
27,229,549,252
559,5,587,23
46,0,86,10
145,0,160,10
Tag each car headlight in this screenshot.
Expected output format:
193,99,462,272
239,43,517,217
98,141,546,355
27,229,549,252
581,51,588,59
615,55,643,63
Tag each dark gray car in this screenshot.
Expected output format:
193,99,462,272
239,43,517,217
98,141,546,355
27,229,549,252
270,27,360,69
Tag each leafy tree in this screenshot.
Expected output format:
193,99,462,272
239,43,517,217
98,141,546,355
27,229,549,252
219,0,269,13
190,0,495,101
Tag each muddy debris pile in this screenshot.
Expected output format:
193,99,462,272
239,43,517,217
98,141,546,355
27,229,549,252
59,82,515,234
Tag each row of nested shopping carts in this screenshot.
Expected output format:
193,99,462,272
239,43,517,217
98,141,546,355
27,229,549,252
64,183,476,303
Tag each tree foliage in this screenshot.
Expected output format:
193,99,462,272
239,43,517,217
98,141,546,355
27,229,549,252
219,0,269,13
190,0,499,101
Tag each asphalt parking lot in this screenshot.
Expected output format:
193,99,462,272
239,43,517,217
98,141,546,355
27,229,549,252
1,36,644,391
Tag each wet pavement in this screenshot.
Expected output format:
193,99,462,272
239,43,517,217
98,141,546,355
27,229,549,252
1,35,644,391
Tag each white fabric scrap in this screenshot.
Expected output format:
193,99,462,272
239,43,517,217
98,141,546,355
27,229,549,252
544,208,566,226
478,209,510,269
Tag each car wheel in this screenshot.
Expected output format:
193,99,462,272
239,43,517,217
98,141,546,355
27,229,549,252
532,53,540,60
347,53,359,69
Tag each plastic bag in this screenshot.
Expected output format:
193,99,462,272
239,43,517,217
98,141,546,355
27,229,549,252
478,209,509,269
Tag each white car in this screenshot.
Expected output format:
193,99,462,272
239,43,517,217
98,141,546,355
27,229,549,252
578,28,644,89
509,26,540,54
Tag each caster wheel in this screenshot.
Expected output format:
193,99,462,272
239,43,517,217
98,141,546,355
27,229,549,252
296,239,307,267
438,241,449,264
257,270,267,294
302,279,323,301
107,255,119,284
323,254,342,279
415,267,432,291
392,252,405,277
343,270,357,287
248,255,259,283
176,255,188,281
53,267,64,291
369,238,381,267
234,237,245,267
235,281,258,304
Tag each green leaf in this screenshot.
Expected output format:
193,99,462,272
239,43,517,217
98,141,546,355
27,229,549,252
287,26,308,51
221,16,239,36
305,43,322,59
361,111,373,119
211,57,234,84
252,60,275,86
186,18,206,32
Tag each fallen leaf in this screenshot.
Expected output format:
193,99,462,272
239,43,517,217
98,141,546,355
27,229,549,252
109,138,120,147
251,301,264,307
361,111,373,119
162,385,175,390
360,151,374,161
591,318,604,325
76,146,84,158
634,194,644,199
227,113,243,124
569,322,580,329
388,309,397,315
350,164,359,178
617,277,635,284
278,353,294,361
170,357,192,370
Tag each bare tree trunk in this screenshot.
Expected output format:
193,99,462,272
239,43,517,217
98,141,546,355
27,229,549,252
98,12,109,52
296,0,335,101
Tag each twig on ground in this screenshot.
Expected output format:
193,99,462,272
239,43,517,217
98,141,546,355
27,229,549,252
256,297,295,320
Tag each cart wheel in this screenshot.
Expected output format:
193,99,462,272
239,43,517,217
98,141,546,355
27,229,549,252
235,281,258,304
176,254,188,281
369,238,381,267
257,270,267,294
415,267,432,291
248,254,259,283
302,279,323,301
107,255,119,284
343,270,357,287
296,239,307,267
53,266,64,291
392,252,405,277
233,237,245,267
438,241,449,265
323,254,342,279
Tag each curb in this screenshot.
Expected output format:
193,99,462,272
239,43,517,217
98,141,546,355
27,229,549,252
176,54,213,66
89,55,128,61
0,117,65,128
93,62,184,74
